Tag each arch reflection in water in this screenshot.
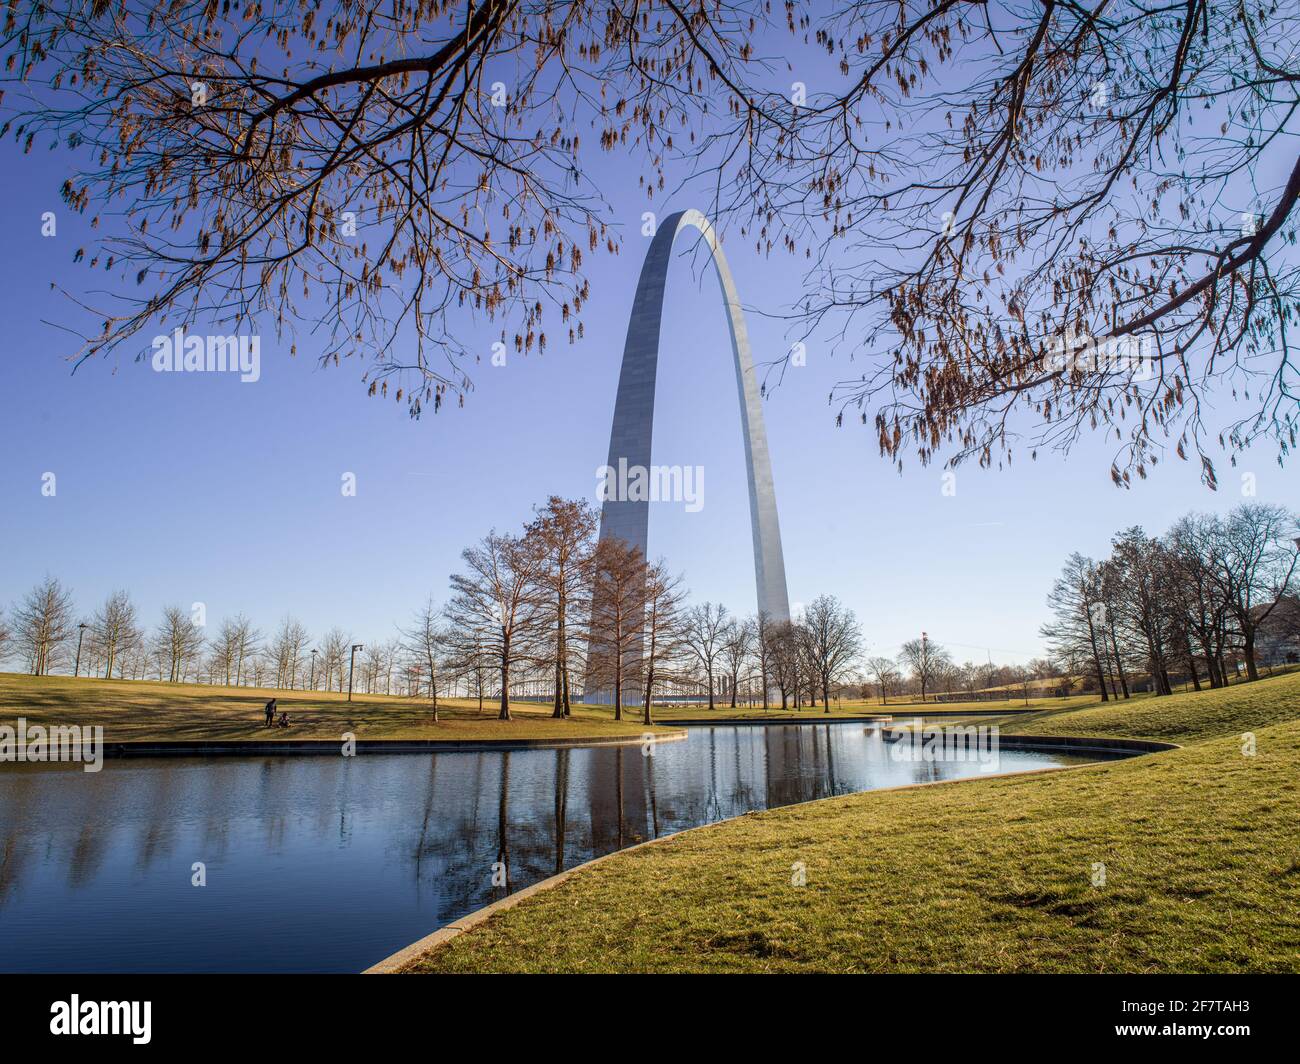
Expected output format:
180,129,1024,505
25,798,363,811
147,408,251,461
0,723,1119,973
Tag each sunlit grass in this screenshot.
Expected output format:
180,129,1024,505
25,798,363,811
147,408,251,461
0,672,679,743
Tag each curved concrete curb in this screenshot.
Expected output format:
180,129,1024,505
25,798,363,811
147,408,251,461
879,729,1180,757
1000,734,1177,755
102,730,687,759
363,732,1179,974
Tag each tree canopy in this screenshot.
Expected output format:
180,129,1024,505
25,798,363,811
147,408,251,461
6,1,1297,479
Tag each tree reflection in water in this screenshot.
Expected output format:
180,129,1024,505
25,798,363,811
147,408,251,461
0,724,1115,972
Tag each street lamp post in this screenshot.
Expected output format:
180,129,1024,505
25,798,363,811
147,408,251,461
309,648,317,691
74,622,88,677
921,630,929,704
347,644,364,702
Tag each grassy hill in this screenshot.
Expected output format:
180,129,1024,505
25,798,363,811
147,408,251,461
404,669,1300,973
996,669,1300,742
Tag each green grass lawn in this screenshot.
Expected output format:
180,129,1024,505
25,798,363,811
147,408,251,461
0,672,679,743
404,669,1300,973
989,673,1300,743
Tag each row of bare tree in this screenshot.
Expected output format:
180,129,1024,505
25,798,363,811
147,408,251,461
0,496,869,721
0,581,386,693
441,498,864,722
1042,504,1300,699
14,503,1290,713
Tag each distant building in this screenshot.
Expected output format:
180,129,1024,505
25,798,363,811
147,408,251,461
1256,596,1300,666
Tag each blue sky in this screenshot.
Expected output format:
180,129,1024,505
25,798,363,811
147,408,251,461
0,94,1288,668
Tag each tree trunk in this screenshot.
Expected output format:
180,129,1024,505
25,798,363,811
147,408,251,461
1243,627,1259,681
1204,650,1221,688
552,658,565,719
498,629,512,721
552,607,566,718
1109,625,1130,699
1086,612,1109,701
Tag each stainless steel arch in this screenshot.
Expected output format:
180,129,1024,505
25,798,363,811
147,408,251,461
586,209,791,701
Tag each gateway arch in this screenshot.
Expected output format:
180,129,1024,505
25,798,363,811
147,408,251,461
585,209,790,702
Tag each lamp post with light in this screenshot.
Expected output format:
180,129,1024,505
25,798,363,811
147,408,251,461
74,622,88,678
347,644,364,702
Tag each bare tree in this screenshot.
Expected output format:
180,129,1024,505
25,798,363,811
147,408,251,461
13,576,76,675
361,645,379,694
443,628,492,713
734,3,1300,484
1108,529,1177,696
270,616,311,690
750,613,773,710
1167,515,1232,689
1042,554,1113,701
227,615,261,687
447,530,546,721
209,617,241,687
585,537,648,721
152,606,205,684
403,598,445,720
898,635,952,704
801,594,863,713
318,627,351,693
864,656,901,706
383,638,403,695
527,497,597,719
247,650,270,688
91,589,140,680
640,559,686,726
1211,504,1300,680
793,620,820,708
1096,561,1135,699
4,1,674,411
719,617,754,709
682,602,729,711
764,620,800,711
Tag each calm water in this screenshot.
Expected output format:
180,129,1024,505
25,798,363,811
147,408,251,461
0,724,1115,972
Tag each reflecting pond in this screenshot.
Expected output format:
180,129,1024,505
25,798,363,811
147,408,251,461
0,722,1120,972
